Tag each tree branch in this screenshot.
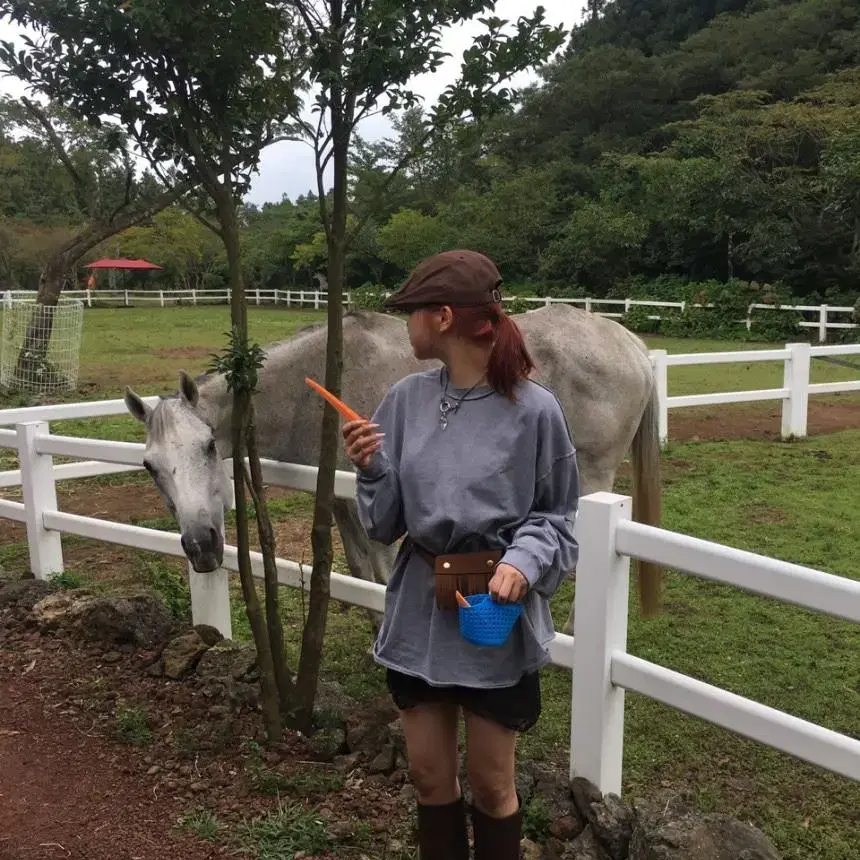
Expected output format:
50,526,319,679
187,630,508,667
107,151,136,223
20,96,95,215
180,200,224,238
346,128,434,243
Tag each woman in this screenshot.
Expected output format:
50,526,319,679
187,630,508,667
342,249,579,860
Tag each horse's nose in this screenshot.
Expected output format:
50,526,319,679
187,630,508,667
181,524,223,573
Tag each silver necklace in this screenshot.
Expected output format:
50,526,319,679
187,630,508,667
439,369,486,430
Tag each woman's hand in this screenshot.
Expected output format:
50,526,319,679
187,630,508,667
489,563,528,603
342,419,384,470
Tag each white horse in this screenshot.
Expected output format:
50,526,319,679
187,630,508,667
124,305,662,633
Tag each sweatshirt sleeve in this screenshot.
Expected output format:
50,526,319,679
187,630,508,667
354,384,407,545
500,397,580,599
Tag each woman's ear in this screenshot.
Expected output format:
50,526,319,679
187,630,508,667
437,305,454,333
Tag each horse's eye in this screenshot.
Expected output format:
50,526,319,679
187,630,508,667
207,439,217,456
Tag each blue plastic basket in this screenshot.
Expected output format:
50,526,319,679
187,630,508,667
458,593,524,647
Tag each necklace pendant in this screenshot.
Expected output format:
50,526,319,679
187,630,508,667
440,414,448,430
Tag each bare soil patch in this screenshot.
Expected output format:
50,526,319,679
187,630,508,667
0,601,414,860
668,397,860,442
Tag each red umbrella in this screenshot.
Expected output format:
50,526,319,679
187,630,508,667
84,258,163,270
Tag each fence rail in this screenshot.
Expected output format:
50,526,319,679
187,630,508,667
5,342,854,450
3,288,857,343
0,427,856,791
650,341,860,444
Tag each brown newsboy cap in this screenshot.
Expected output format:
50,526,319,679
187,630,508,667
384,249,502,311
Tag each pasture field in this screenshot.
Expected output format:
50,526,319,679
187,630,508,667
1,306,859,859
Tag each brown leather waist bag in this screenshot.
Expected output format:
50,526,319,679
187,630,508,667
412,543,503,611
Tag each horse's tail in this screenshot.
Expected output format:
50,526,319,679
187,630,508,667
631,377,663,618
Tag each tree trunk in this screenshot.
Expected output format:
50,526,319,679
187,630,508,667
14,184,189,388
293,90,350,732
245,398,294,713
215,189,284,741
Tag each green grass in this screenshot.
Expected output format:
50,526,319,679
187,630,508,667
232,801,331,859
113,703,153,746
180,809,222,842
2,308,859,859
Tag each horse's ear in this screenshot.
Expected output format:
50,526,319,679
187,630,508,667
124,386,152,424
178,370,199,407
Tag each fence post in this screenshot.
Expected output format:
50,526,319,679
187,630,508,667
570,492,631,796
818,306,827,343
650,349,669,447
781,342,811,440
17,421,63,579
255,288,261,306
187,563,232,639
124,290,129,307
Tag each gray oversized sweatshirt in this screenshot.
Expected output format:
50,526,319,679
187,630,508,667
355,368,579,688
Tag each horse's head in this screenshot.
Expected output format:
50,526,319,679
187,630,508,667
124,371,232,573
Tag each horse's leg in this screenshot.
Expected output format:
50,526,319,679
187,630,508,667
332,498,390,643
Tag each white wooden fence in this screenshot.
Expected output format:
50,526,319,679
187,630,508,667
3,288,857,343
0,422,858,792
651,342,860,445
0,342,856,448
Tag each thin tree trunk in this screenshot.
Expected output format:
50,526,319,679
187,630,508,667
245,397,294,713
294,77,349,732
216,190,283,741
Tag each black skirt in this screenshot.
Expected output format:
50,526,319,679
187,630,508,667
385,667,541,733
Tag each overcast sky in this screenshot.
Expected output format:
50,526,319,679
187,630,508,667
0,1,582,205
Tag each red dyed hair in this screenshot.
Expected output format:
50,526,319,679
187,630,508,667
449,303,535,399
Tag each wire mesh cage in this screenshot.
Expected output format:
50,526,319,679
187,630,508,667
0,295,85,394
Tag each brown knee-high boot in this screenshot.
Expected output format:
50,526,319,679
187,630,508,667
416,796,470,860
471,797,523,860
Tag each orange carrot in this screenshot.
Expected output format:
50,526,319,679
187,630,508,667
304,377,363,422
455,591,471,609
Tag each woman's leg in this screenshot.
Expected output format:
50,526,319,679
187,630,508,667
462,670,542,860
399,700,461,804
463,709,519,817
395,689,468,860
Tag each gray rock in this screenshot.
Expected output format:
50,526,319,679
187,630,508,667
313,679,359,736
31,591,85,628
162,629,212,679
333,752,360,774
571,777,603,821
77,593,175,647
368,742,396,774
0,579,56,609
32,591,174,648
629,810,782,860
196,639,258,682
589,794,634,860
564,825,612,860
308,727,348,762
192,624,223,646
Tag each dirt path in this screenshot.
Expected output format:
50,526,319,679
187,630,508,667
0,657,221,860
